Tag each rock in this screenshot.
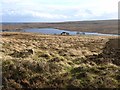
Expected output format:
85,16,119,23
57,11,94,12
61,32,69,35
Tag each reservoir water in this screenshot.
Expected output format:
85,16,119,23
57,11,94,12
2,28,118,36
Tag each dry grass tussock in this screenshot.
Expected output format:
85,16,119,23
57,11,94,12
1,32,120,89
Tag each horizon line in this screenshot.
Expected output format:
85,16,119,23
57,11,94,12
1,19,118,23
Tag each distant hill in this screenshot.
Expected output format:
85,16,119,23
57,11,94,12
2,19,118,34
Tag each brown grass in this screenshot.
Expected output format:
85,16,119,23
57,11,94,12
1,32,120,89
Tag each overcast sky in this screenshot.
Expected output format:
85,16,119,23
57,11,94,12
1,0,119,22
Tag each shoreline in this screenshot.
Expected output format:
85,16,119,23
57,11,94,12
2,19,118,35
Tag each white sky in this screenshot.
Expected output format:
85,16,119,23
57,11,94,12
1,0,119,22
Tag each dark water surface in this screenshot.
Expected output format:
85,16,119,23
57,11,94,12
2,28,118,36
